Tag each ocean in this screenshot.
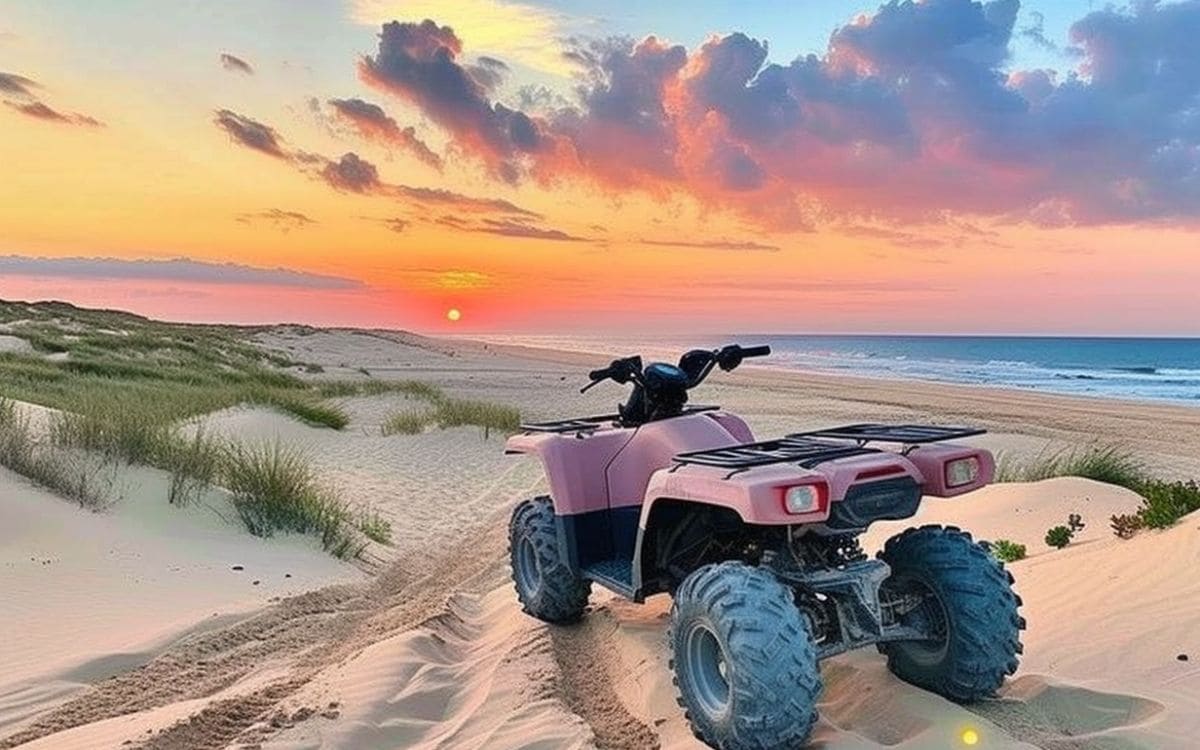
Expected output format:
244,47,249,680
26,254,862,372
479,334,1200,406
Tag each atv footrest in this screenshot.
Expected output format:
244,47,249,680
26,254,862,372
582,559,634,597
792,423,986,445
673,436,878,470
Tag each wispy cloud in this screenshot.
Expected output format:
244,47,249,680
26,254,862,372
0,256,363,290
236,208,316,232
640,238,779,252
214,109,288,158
0,71,37,97
220,52,255,75
212,108,541,221
4,99,103,127
350,0,579,77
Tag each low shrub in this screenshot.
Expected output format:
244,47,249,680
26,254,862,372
0,397,117,509
990,539,1027,563
1110,513,1143,539
1044,525,1074,549
1136,479,1200,530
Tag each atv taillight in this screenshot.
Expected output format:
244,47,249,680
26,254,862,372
945,456,981,488
781,483,828,515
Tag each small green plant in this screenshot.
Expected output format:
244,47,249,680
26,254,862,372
1110,513,1143,539
381,410,433,436
1136,479,1200,530
303,362,325,374
990,539,1027,563
357,508,393,544
1044,525,1074,549
163,429,223,506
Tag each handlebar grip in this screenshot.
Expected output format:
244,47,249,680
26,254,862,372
588,367,611,381
741,345,771,358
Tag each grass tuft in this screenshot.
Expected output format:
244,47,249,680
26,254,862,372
997,444,1147,490
221,440,364,558
989,539,1027,563
0,397,117,509
381,410,433,436
433,397,521,439
357,508,393,544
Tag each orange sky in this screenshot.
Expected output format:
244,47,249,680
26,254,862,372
1,0,1198,335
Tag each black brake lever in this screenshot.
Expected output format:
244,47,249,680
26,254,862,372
580,378,604,393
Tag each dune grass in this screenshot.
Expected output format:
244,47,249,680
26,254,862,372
998,442,1200,536
996,444,1147,490
222,441,367,559
381,410,433,436
0,398,117,509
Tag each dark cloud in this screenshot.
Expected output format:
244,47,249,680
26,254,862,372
5,99,103,127
236,208,316,232
0,71,36,97
358,20,544,180
370,1,1200,227
0,255,362,289
327,97,443,170
214,109,287,158
210,109,540,221
220,53,255,75
321,152,382,193
640,238,780,251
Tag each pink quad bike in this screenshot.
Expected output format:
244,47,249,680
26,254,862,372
506,344,1025,750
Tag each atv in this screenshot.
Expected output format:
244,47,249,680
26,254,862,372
506,344,1024,749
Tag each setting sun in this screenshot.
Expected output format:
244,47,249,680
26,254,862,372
447,308,462,322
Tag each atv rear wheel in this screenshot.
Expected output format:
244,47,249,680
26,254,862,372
669,561,821,750
509,497,591,624
878,525,1025,702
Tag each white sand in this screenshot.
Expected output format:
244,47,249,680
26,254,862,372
3,328,1199,749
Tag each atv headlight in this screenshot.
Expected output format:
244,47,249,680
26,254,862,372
945,456,981,488
782,483,827,514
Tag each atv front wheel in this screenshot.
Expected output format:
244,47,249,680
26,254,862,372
878,525,1025,702
669,561,822,750
509,497,591,623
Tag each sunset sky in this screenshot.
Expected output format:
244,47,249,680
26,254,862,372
1,0,1198,334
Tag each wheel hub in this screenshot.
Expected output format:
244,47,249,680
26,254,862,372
684,622,731,719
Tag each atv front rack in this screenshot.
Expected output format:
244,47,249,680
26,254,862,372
793,423,985,446
521,404,719,434
673,436,878,471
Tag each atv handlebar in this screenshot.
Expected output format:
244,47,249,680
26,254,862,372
580,345,769,393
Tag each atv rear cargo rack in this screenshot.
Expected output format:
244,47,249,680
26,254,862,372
792,423,986,446
521,404,719,434
672,436,878,473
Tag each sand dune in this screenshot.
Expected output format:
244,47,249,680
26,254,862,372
4,329,1200,749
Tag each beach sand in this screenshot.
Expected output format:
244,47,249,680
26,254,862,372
3,327,1199,749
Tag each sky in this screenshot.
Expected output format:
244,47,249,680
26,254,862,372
1,0,1198,335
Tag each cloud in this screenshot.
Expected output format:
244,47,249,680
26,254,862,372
4,99,103,127
213,109,288,158
327,97,443,169
236,208,316,232
220,53,255,75
363,1,1200,227
0,71,37,97
0,255,362,290
473,217,592,241
640,238,780,251
358,19,545,181
350,0,577,77
211,109,540,219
